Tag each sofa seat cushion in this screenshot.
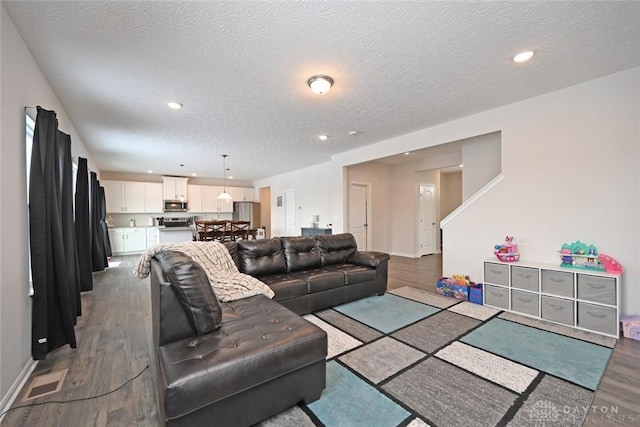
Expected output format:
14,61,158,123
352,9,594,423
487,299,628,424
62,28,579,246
158,295,327,420
291,269,346,293
257,274,308,301
323,263,377,284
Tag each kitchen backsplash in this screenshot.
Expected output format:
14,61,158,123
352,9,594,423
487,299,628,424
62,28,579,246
108,213,233,227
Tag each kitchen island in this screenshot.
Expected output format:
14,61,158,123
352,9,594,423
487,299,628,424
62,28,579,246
158,226,194,243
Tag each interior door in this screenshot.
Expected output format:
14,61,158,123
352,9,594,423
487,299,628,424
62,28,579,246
420,184,435,256
349,183,368,250
283,189,296,236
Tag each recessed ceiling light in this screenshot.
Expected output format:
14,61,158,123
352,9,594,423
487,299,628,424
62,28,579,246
167,101,183,109
349,131,359,136
512,50,535,63
318,135,329,141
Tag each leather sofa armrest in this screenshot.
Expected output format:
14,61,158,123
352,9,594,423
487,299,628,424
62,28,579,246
347,251,390,268
151,258,197,347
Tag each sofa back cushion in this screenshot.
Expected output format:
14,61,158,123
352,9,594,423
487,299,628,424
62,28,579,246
154,251,223,335
237,237,287,276
316,233,358,265
282,236,322,272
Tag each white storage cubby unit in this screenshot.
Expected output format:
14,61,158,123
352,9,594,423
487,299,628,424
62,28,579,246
483,259,621,338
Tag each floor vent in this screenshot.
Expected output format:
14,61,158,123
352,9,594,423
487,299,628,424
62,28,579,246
22,369,68,401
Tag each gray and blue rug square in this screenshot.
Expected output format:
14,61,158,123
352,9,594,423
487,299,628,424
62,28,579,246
307,361,412,426
333,293,440,333
461,318,613,390
258,289,614,427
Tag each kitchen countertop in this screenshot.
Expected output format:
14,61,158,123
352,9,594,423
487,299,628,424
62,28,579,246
107,225,195,230
107,225,161,229
158,226,194,231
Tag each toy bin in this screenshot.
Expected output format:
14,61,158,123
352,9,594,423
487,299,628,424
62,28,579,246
469,283,483,305
436,278,470,301
620,315,640,341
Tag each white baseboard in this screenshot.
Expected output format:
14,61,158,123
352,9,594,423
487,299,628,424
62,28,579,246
0,358,37,422
391,252,420,258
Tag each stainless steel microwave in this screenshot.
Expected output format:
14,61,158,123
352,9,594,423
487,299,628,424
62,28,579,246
164,200,187,212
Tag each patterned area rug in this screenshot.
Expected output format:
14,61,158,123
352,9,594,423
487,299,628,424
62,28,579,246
257,287,615,427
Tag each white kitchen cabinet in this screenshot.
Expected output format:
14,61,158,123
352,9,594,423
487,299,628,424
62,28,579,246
203,186,219,212
162,177,188,201
108,227,147,254
125,228,147,253
145,183,164,213
104,181,125,213
108,228,124,254
103,180,159,213
187,185,203,212
185,184,235,213
229,186,255,202
483,259,621,338
146,227,159,249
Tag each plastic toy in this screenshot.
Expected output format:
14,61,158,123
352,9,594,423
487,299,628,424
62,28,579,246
558,241,623,273
494,236,520,262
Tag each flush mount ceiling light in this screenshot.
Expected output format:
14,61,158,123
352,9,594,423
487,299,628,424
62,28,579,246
167,101,183,109
217,154,232,201
307,75,334,95
512,50,535,63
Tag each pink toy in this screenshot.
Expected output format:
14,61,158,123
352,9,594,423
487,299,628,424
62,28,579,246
494,236,520,262
598,253,624,274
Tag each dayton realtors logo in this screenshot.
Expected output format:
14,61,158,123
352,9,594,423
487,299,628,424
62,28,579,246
526,400,639,425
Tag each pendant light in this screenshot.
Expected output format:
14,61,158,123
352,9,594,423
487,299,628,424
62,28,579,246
217,154,232,201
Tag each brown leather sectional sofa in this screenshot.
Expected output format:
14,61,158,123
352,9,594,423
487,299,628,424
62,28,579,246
150,233,390,426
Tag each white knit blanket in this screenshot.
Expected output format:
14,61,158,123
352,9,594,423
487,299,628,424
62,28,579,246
133,241,274,302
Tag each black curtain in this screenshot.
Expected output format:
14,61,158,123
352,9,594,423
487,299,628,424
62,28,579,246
75,157,93,291
29,107,78,359
99,186,112,259
90,171,107,271
57,130,82,319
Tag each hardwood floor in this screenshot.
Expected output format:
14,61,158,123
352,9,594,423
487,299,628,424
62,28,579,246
3,253,639,426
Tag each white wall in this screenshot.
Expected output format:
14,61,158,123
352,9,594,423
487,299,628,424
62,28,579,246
461,132,501,200
1,5,97,408
253,161,337,237
441,171,462,218
443,67,640,316
256,67,639,316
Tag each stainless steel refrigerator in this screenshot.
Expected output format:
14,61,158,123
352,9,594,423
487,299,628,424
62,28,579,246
233,202,260,228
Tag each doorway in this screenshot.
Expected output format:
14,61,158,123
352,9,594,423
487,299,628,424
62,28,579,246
283,189,296,236
419,184,436,256
259,186,271,238
349,183,370,250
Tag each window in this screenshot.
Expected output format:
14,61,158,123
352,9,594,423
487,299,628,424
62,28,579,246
26,113,35,295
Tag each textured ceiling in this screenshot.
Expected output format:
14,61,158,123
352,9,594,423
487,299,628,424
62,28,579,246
5,1,640,181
